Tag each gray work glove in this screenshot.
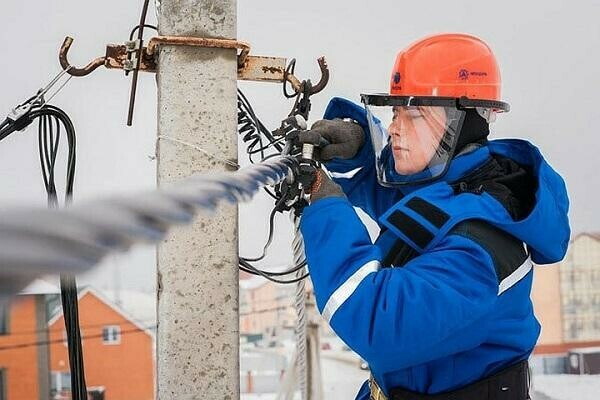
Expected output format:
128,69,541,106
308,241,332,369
309,169,346,203
298,118,365,161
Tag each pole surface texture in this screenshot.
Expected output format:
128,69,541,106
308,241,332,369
157,1,239,398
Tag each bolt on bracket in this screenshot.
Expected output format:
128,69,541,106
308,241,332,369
59,36,325,93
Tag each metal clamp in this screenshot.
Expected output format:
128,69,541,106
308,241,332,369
58,35,328,94
123,39,142,71
57,35,330,126
146,36,250,69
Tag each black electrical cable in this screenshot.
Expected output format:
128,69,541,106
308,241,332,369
129,24,158,40
237,89,284,163
237,89,283,200
34,104,85,400
236,87,315,284
239,260,309,284
1,101,86,399
238,180,309,283
283,59,298,99
241,207,277,262
30,105,77,199
0,118,9,133
247,260,308,277
239,186,290,263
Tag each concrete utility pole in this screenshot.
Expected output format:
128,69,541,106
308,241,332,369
156,1,239,399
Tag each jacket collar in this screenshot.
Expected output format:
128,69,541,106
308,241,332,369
399,146,491,195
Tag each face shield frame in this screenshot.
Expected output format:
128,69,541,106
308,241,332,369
359,94,509,187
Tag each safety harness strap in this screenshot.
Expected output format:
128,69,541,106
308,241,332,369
370,360,530,400
380,194,532,293
379,187,459,253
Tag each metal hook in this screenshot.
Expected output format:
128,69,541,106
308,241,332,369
309,57,329,96
284,57,330,96
59,37,106,77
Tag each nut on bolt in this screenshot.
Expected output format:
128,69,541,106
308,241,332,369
125,40,139,52
123,60,135,70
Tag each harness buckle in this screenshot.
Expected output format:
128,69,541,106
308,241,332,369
369,375,388,400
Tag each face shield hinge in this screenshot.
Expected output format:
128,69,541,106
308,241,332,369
476,107,497,123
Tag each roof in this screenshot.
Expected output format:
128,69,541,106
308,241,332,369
101,289,156,326
19,279,60,295
239,275,269,291
572,232,600,242
569,346,600,354
48,286,155,338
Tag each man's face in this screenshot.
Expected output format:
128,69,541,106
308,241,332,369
388,106,447,174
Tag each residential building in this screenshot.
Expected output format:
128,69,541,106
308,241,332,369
532,233,600,369
560,233,600,341
48,287,155,400
532,262,564,346
0,280,58,400
240,277,297,340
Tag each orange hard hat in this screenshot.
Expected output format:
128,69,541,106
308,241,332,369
389,33,508,111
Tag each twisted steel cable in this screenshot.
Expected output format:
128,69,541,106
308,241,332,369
0,156,296,301
291,215,308,400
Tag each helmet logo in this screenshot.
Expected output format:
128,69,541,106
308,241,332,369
393,72,401,84
459,69,488,80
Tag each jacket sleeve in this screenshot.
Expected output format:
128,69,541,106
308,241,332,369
321,97,400,220
300,197,499,371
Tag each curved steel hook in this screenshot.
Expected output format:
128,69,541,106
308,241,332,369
284,57,330,96
309,57,329,96
59,37,106,77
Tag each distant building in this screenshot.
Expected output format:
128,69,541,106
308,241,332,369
0,280,58,400
532,262,564,347
48,287,155,400
560,233,600,341
240,277,296,341
533,233,600,363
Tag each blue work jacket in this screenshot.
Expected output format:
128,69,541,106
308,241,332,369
299,97,570,399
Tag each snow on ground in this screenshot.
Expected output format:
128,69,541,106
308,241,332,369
241,351,600,400
242,394,277,400
241,352,368,399
321,355,370,398
532,374,600,400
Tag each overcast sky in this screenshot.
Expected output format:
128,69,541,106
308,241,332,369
0,0,598,292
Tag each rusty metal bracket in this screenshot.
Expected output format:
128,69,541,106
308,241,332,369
104,43,157,72
60,37,158,75
58,35,326,94
58,35,329,124
146,36,251,69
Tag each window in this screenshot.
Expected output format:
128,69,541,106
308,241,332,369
51,371,71,397
102,325,121,345
0,303,9,335
0,369,5,400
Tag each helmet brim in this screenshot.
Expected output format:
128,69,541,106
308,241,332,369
360,94,510,112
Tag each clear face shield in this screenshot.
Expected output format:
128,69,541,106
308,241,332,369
361,95,467,186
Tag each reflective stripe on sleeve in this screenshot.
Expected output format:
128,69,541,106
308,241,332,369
498,256,533,295
321,260,380,323
329,167,362,179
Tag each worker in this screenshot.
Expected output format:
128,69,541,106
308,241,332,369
298,33,570,400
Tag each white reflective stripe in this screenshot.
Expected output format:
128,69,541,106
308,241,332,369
329,167,362,180
321,260,380,322
498,256,533,295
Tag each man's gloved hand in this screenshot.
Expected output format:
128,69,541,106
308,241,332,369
309,169,346,203
298,118,365,161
